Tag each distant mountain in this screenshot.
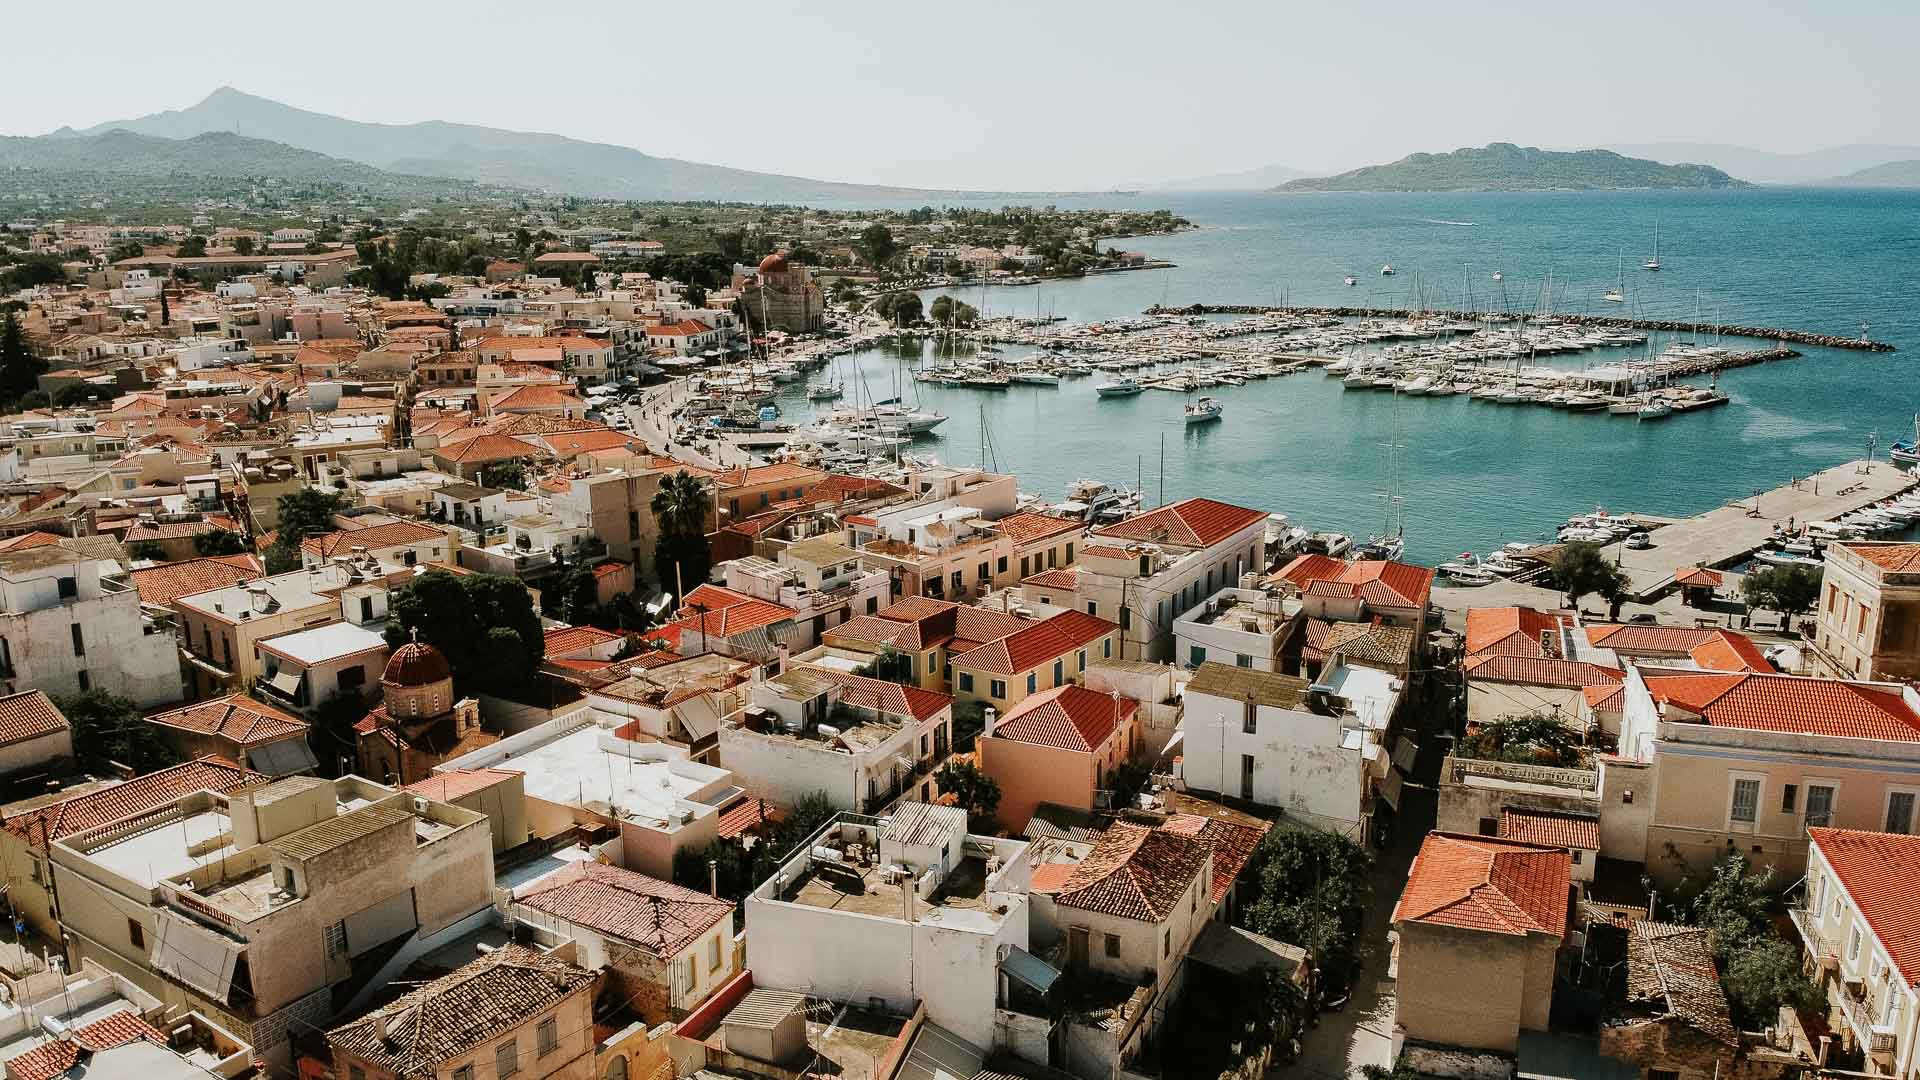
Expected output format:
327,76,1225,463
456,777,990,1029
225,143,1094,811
0,129,488,197
1601,142,1920,185
62,87,1021,202
1821,160,1920,188
1141,163,1312,191
1276,143,1748,193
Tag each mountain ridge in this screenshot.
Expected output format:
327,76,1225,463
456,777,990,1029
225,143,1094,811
1820,159,1920,188
62,87,1047,202
1276,143,1748,193
1600,142,1920,185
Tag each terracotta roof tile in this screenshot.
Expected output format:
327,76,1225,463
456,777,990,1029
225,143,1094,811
1055,822,1211,921
516,862,732,956
716,796,787,839
0,691,67,747
1837,542,1920,573
1810,827,1920,986
145,693,307,747
1273,555,1434,609
1499,808,1599,850
993,512,1083,546
544,624,624,657
1465,606,1567,658
1159,813,1269,904
1689,631,1774,673
989,685,1134,753
301,520,449,558
1092,497,1266,549
1463,654,1623,689
1673,566,1724,587
1643,672,1920,741
1624,921,1738,1045
1021,567,1081,591
401,768,521,802
4,1008,166,1080
1392,832,1570,937
4,758,261,845
951,609,1115,676
1584,623,1723,653
813,667,951,722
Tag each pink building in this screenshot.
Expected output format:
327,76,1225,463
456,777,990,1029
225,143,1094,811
976,683,1138,830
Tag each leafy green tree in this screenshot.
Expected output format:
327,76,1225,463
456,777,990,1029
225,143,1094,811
478,460,528,491
858,223,897,269
264,487,348,572
1456,712,1588,766
950,699,988,752
175,235,207,258
1550,542,1629,611
1722,936,1822,1029
1741,564,1821,622
1677,852,1821,1029
232,235,255,256
384,570,546,697
52,383,99,408
194,529,249,557
1240,828,1373,1000
0,310,49,402
56,691,177,773
108,241,145,262
683,283,708,308
126,540,168,562
934,759,1000,823
929,296,979,327
554,561,602,626
650,470,712,596
1,255,65,292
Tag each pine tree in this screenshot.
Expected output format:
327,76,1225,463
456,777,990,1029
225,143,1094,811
0,311,46,401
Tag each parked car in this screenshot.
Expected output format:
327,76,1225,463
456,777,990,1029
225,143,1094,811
1625,532,1652,549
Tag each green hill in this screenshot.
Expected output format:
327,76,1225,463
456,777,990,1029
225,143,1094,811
1822,160,1920,188
1277,143,1749,192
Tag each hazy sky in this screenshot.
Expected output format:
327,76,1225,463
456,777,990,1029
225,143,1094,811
5,0,1916,189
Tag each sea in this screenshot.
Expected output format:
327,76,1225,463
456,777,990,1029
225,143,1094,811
777,189,1920,565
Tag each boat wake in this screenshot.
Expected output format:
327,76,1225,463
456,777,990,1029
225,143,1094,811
1422,219,1479,227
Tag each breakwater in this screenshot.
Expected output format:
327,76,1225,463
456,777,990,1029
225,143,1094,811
1145,304,1896,353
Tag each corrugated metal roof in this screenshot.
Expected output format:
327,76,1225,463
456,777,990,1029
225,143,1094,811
271,801,412,861
883,802,967,847
724,989,806,1029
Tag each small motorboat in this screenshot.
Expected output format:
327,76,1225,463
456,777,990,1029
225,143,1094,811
1636,402,1673,421
1380,264,1396,276
1437,552,1485,577
1344,275,1358,287
1096,377,1143,398
1483,553,1529,576
1442,565,1496,586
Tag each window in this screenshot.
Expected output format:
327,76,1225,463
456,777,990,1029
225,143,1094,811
1478,817,1498,836
537,1017,558,1056
1571,850,1583,865
997,556,1007,574
1728,776,1761,830
1189,645,1207,668
990,679,1006,699
70,624,84,657
1849,926,1863,962
1119,607,1131,631
1163,929,1171,957
1026,673,1037,694
709,936,723,972
1888,789,1917,834
867,596,879,615
1243,702,1257,735
1781,784,1797,813
1053,660,1064,685
1078,649,1088,671
1021,557,1030,578
1236,654,1253,668
1103,638,1113,659
1806,784,1837,827
1066,543,1075,562
1104,933,1120,958
1827,584,1838,613
326,920,346,958
56,577,76,600
496,1039,520,1076
959,673,974,693
978,562,989,582
128,918,144,949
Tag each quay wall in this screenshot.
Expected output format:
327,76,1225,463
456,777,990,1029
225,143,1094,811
1145,304,1896,353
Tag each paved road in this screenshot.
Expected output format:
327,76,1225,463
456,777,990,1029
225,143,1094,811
621,379,753,472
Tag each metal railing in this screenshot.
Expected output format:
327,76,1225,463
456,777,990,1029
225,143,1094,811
1788,905,1835,967
1838,985,1896,1054
1444,755,1598,791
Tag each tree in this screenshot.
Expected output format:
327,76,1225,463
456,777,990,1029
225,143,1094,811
858,223,897,270
233,235,255,256
950,699,988,752
1722,936,1822,1029
265,487,348,572
108,241,144,262
385,570,546,697
126,540,168,562
554,561,602,626
1741,565,1820,623
1678,852,1822,1029
683,283,707,308
478,460,528,491
175,235,207,258
1240,828,1373,1000
1550,542,1630,611
194,529,249,557
1456,712,1589,767
929,296,978,327
934,759,1001,823
650,470,712,596
56,691,177,773
0,310,48,403
873,291,922,326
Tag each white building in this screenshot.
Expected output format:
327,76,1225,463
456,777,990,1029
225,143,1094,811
1173,587,1297,671
0,542,180,708
743,803,1035,1051
719,538,890,644
1178,660,1402,835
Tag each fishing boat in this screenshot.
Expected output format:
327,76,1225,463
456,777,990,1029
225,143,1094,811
1183,396,1224,424
1442,565,1496,586
1096,377,1143,398
1380,264,1396,276
1642,222,1662,271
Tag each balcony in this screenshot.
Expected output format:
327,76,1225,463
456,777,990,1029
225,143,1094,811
1837,982,1897,1056
1788,905,1838,976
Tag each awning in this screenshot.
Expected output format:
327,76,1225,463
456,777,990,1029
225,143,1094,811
1000,944,1062,995
149,909,243,1002
1393,735,1418,775
1375,766,1404,811
266,669,303,696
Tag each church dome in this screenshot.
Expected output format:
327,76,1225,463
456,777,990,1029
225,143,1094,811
757,251,790,274
383,641,451,688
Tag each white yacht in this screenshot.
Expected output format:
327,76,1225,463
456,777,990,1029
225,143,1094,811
1096,377,1143,398
1380,264,1396,276
1344,275,1357,287
1184,396,1224,424
1636,402,1672,421
806,382,844,401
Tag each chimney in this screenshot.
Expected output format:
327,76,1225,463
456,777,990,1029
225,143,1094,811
981,706,997,739
709,857,719,897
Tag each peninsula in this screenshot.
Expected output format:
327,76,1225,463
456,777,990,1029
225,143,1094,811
1276,142,1748,192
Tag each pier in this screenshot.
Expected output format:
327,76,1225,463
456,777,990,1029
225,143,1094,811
1147,304,1897,353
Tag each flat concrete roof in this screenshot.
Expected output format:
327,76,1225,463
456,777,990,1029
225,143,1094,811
88,808,233,887
460,725,727,828
259,621,387,665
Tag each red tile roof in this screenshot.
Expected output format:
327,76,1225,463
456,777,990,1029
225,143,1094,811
993,512,1083,546
812,474,908,502
1054,822,1211,922
682,583,754,612
544,624,625,657
516,861,733,956
1499,809,1600,850
145,694,307,747
1810,827,1920,986
402,768,522,802
301,520,449,558
670,598,795,640
1642,672,1920,741
1021,567,1081,591
1465,607,1567,658
1159,813,1270,904
1689,631,1774,674
716,796,787,839
4,758,262,845
814,668,951,722
1463,654,1624,689
990,685,1135,753
1837,543,1920,573
1673,566,1724,587
1274,555,1435,610
1092,497,1266,549
952,609,1116,676
1029,861,1078,893
132,555,263,606
1584,683,1626,712
0,691,66,747
4,1008,166,1080
1393,832,1570,937
1584,623,1723,653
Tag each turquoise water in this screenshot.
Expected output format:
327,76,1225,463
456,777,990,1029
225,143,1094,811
785,190,1920,564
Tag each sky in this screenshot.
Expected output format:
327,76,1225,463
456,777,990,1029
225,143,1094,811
4,0,1917,190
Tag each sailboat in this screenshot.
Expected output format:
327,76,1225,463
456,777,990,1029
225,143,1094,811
1642,222,1662,271
1602,257,1626,304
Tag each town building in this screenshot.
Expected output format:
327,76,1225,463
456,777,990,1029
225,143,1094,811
816,597,1028,694
354,640,494,786
173,556,398,700
1602,919,1806,1080
1793,827,1920,1077
0,541,180,708
734,253,824,333
721,666,953,812
948,609,1120,712
142,693,318,776
1390,833,1571,1071
718,538,890,644
1814,542,1920,681
0,690,72,780
977,684,1139,831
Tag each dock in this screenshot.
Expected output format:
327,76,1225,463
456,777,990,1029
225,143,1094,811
1149,304,1897,353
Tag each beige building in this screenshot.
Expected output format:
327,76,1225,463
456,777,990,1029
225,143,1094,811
1814,542,1920,681
1617,666,1920,886
50,774,494,1067
1390,833,1570,1067
329,945,598,1080
1793,827,1920,1078
173,556,400,699
734,253,823,333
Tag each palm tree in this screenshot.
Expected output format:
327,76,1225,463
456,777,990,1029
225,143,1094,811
650,470,712,595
